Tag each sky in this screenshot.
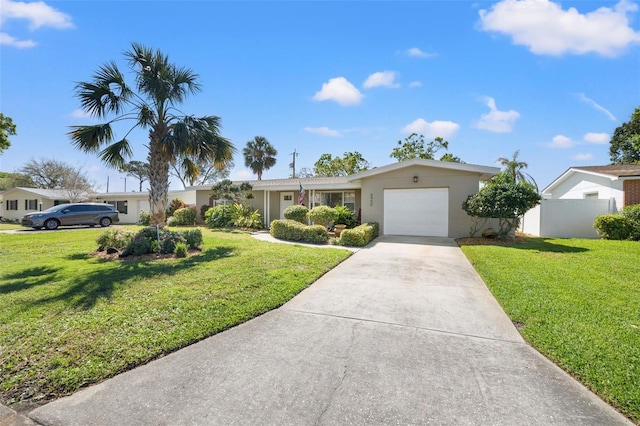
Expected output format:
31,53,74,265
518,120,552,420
1,0,639,193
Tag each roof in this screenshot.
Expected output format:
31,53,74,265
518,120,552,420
542,164,640,194
570,165,640,178
0,187,89,200
347,158,500,181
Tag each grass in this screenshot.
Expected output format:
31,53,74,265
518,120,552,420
459,237,640,423
0,227,351,409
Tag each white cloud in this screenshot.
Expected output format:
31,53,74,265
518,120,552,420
0,0,73,48
70,109,92,119
474,97,520,133
405,47,436,58
303,126,342,137
577,93,618,121
572,153,594,161
409,81,422,88
583,132,610,144
312,77,363,106
363,71,400,89
478,0,640,57
0,31,35,48
402,119,460,139
231,169,254,180
548,135,574,148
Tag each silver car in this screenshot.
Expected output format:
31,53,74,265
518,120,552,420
21,203,120,230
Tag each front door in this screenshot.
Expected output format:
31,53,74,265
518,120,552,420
280,192,294,219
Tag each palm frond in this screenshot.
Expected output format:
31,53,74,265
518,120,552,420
68,124,114,152
98,138,133,169
74,61,132,118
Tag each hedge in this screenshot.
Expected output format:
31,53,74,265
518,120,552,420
339,222,379,247
270,219,329,244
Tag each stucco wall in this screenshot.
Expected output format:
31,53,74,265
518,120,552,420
359,165,488,238
0,190,61,221
521,198,612,238
548,173,623,211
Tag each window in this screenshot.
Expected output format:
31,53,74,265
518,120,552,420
584,192,598,199
312,191,356,211
54,200,70,206
6,200,18,210
107,200,128,214
25,199,38,210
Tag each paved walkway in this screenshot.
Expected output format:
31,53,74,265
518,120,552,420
23,236,631,425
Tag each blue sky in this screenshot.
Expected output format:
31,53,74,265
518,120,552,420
1,0,639,192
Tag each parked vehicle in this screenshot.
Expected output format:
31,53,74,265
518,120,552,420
21,203,120,230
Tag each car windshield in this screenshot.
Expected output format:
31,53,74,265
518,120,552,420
42,205,71,213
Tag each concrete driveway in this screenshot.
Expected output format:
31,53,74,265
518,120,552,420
28,236,631,425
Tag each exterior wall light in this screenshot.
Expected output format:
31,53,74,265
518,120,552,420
413,176,419,183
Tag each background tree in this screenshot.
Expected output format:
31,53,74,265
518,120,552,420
69,43,234,225
0,113,16,155
171,157,233,188
291,167,314,178
313,151,370,177
496,149,537,189
610,107,640,164
120,160,149,191
390,133,460,162
0,171,34,190
243,136,277,180
19,158,94,201
211,179,253,204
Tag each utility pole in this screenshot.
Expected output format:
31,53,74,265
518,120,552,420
290,149,298,179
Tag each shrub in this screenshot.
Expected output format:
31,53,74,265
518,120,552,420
200,204,210,222
166,198,186,217
270,219,329,244
230,203,263,229
622,204,640,240
174,242,188,258
283,205,309,223
96,228,135,250
158,228,187,254
594,214,631,240
205,205,233,228
182,229,203,249
339,222,379,247
138,210,151,226
334,205,356,228
169,207,197,226
308,205,338,229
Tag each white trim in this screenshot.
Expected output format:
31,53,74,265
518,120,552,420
347,158,499,181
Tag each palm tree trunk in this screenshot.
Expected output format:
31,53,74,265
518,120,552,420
148,136,171,226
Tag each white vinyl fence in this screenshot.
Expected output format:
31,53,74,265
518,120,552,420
520,198,614,238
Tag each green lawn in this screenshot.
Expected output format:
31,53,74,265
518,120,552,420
460,237,640,423
0,227,351,409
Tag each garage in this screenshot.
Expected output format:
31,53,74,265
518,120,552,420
383,188,449,237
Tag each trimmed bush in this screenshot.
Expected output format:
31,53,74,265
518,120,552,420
169,207,197,226
270,219,329,244
308,205,338,229
96,228,135,250
107,226,201,257
283,205,309,223
622,204,640,240
182,229,203,249
594,214,631,240
339,222,379,247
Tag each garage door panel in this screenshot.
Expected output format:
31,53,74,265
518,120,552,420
384,188,448,237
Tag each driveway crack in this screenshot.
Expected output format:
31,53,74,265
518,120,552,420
314,321,358,425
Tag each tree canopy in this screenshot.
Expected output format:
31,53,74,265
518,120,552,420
496,149,537,189
19,158,94,202
243,136,277,180
69,43,234,225
610,107,640,164
0,113,16,155
0,171,33,191
390,133,461,163
120,160,149,192
313,151,370,177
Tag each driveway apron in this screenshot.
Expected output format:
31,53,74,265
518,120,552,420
29,236,631,425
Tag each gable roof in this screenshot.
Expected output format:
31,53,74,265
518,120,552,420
543,165,640,194
347,158,500,181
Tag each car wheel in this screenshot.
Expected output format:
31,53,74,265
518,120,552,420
99,217,112,227
44,219,59,230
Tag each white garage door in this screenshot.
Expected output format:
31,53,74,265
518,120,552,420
384,188,449,237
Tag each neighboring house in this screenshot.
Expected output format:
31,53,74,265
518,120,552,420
1,159,501,238
521,164,640,238
0,187,86,221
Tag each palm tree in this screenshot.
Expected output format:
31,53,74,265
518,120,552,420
496,149,537,189
243,136,277,180
68,43,235,225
